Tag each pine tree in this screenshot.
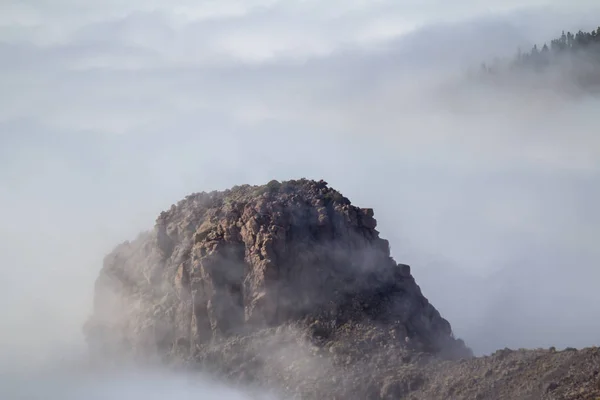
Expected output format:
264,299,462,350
477,24,600,88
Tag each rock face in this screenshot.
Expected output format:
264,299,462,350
84,179,469,363
84,179,600,399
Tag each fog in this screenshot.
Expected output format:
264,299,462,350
2,0,600,397
1,366,278,399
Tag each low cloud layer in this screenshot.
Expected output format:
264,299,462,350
0,367,278,399
1,1,600,384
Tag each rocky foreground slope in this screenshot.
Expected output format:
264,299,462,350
84,179,600,399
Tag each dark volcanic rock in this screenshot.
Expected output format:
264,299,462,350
84,179,600,399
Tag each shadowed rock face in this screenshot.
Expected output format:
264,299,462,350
84,179,470,362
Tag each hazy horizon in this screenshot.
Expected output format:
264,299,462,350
2,1,600,397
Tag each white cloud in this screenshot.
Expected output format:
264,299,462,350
1,0,600,374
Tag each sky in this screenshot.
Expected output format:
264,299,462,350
1,0,600,390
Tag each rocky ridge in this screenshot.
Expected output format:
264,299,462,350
84,179,600,399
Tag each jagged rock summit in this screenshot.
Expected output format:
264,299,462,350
85,179,469,363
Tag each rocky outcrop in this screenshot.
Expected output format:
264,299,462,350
84,179,469,364
84,178,600,399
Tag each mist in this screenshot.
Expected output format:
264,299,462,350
1,366,278,399
2,0,600,397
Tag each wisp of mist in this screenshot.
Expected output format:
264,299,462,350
1,368,278,399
